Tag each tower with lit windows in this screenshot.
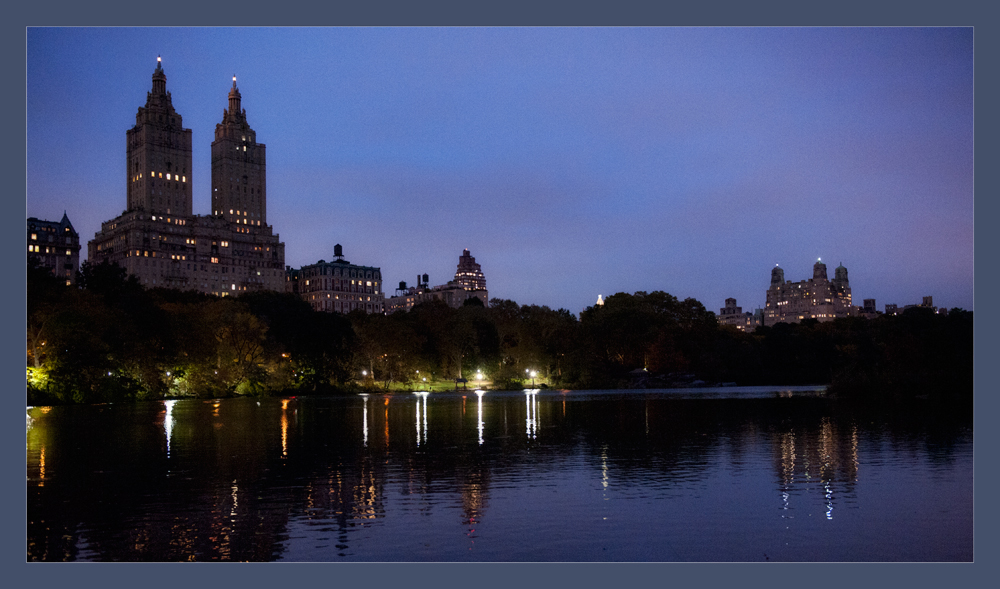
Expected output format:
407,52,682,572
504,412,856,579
89,57,285,296
212,76,267,227
126,56,193,217
454,249,486,291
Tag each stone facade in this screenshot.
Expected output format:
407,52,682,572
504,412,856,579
28,213,80,285
88,58,285,296
763,260,857,326
286,245,385,314
385,249,489,313
717,297,761,332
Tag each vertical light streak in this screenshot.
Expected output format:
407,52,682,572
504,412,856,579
164,400,176,459
384,398,390,448
851,425,859,482
476,390,484,445
524,391,539,440
422,393,428,444
39,446,45,487
601,444,609,494
525,391,531,438
281,402,288,457
361,394,368,447
534,392,538,439
414,392,428,445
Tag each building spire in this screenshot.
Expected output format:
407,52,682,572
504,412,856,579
151,55,166,95
228,74,242,119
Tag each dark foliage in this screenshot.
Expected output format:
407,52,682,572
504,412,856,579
26,265,973,405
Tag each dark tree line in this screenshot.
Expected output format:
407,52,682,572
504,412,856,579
27,260,973,405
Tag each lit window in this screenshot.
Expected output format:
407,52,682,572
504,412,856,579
159,173,163,178
166,173,171,180
182,176,186,182
211,257,219,264
30,233,37,240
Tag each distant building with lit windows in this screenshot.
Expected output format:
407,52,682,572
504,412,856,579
718,298,761,332
763,260,857,327
28,213,80,285
454,248,486,291
884,296,941,316
385,249,489,313
286,245,384,314
88,57,285,296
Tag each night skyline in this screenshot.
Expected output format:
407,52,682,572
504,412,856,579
26,27,974,314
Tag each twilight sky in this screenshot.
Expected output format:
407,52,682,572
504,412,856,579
26,27,973,314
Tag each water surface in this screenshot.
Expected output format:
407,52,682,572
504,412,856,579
26,387,973,561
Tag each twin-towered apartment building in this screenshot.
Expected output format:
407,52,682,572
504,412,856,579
88,57,286,295
41,57,487,314
718,259,939,333
36,60,936,324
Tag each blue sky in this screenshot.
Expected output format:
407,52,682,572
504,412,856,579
26,27,973,313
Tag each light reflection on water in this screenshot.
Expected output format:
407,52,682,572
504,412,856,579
26,389,972,562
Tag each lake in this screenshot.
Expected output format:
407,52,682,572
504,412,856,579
26,387,973,561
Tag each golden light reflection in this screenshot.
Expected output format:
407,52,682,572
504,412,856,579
281,413,288,458
38,446,45,487
384,398,390,447
774,420,860,520
851,425,859,482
